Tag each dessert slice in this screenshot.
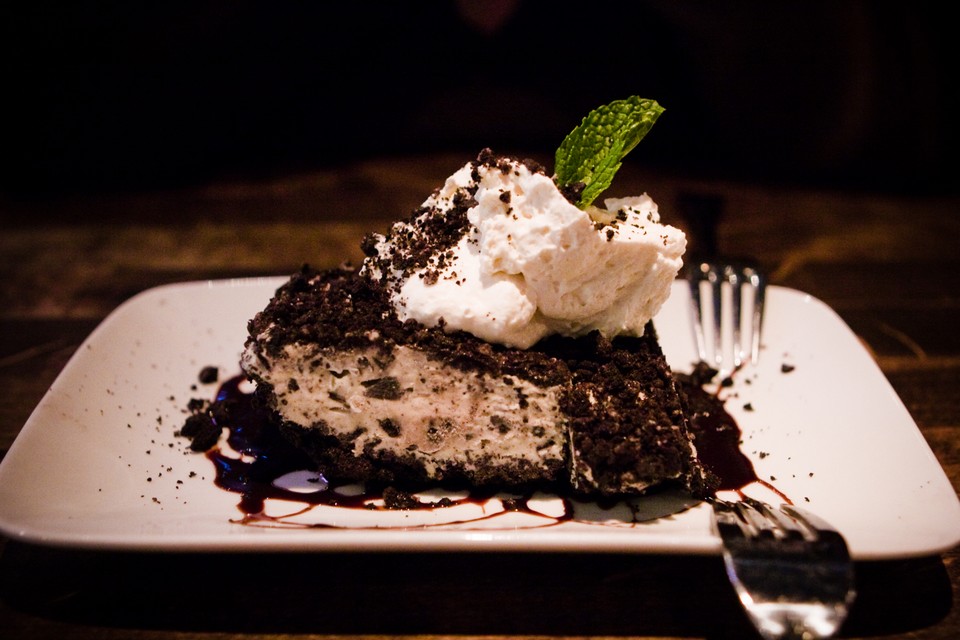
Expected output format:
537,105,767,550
241,98,717,498
241,265,713,497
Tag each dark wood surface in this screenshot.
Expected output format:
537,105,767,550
2,154,958,639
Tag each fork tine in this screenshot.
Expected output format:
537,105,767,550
780,504,836,537
745,266,766,365
709,265,723,368
686,261,725,369
723,265,744,368
688,263,709,364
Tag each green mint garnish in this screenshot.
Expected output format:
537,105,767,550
554,97,664,208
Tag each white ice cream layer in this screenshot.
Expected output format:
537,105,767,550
240,340,565,477
364,154,685,349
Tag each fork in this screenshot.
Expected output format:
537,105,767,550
687,261,766,373
712,497,856,639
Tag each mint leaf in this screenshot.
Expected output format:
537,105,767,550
554,97,664,208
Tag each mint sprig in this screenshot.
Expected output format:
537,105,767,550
554,97,664,208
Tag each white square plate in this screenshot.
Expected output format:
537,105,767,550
1,278,957,559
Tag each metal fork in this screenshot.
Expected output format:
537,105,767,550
687,261,766,373
712,497,856,639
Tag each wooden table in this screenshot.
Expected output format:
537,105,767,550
2,153,958,639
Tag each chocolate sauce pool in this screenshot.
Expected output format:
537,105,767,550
677,372,759,492
180,367,763,528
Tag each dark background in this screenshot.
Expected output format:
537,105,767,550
2,1,956,200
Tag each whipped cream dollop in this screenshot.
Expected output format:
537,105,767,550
361,150,685,349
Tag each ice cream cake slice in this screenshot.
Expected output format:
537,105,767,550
242,264,714,497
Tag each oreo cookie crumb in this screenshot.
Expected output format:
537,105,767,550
198,366,219,384
382,486,422,509
179,409,221,451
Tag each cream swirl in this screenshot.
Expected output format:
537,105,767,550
361,150,685,349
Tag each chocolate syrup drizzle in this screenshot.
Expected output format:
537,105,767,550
678,369,788,503
190,369,767,530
